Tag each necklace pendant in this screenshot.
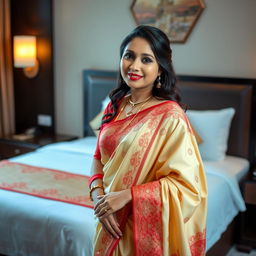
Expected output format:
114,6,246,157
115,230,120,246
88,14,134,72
129,95,152,106
126,111,133,117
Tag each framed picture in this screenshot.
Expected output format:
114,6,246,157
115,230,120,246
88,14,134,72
131,0,205,43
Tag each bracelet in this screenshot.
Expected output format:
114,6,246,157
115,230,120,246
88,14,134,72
88,174,104,188
89,184,104,201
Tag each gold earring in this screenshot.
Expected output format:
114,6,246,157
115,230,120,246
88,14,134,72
156,76,161,88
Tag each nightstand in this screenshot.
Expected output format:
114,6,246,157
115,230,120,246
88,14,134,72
238,174,256,250
0,134,78,160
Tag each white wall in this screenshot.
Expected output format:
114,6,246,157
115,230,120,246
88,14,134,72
172,0,256,77
54,0,256,137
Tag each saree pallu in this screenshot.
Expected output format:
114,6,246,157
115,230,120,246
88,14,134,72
94,101,207,256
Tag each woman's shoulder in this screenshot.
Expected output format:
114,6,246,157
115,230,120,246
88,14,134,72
153,100,190,127
151,99,184,115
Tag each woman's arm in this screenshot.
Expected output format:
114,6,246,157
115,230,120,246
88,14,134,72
90,158,105,202
91,158,123,239
91,158,132,211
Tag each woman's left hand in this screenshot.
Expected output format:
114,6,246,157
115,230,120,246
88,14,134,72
94,189,131,218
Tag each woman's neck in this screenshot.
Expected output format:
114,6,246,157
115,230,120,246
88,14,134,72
130,90,152,103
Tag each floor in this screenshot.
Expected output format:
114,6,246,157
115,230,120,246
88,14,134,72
227,246,256,256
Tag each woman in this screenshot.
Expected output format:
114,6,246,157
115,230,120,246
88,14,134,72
89,25,207,256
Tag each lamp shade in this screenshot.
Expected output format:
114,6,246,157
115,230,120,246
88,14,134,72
14,36,37,67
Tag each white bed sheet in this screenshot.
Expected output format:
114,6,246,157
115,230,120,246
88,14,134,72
204,156,248,250
0,137,248,255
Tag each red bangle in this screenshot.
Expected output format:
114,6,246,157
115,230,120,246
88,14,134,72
88,174,104,188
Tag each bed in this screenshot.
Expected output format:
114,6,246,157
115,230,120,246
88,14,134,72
0,69,255,256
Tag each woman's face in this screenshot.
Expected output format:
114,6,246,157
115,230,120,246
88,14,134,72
120,37,161,92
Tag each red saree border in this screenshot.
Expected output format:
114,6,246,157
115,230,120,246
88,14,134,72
132,180,163,256
102,114,165,255
106,205,132,256
112,100,179,125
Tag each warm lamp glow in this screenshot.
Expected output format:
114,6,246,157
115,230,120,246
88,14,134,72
13,35,39,78
14,36,37,67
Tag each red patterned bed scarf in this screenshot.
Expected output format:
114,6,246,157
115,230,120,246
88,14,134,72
0,160,93,208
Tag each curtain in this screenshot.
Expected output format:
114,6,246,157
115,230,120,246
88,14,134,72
0,0,15,137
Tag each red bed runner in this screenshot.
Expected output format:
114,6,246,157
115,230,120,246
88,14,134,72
0,160,93,208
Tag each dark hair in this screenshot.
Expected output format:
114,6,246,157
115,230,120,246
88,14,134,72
102,25,181,124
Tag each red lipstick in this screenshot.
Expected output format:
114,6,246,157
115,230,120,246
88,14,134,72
128,73,143,81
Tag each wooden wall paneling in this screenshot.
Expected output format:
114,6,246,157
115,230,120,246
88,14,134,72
11,0,54,134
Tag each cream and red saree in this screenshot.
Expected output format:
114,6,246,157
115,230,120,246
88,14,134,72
93,101,207,256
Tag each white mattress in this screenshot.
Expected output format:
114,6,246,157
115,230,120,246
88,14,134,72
204,155,249,182
204,156,248,250
0,137,248,255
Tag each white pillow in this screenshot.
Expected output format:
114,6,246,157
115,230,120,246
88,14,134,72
101,96,110,111
186,108,235,161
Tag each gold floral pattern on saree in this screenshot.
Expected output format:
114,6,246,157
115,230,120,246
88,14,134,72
94,101,205,256
99,101,192,161
188,148,193,155
122,170,133,187
189,229,206,256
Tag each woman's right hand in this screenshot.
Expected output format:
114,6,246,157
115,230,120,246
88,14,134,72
90,159,122,239
93,194,122,239
98,213,122,239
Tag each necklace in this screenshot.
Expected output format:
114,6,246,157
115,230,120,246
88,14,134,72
115,95,152,120
126,95,152,117
128,95,152,107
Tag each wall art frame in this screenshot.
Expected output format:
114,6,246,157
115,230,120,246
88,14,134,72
131,0,205,43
